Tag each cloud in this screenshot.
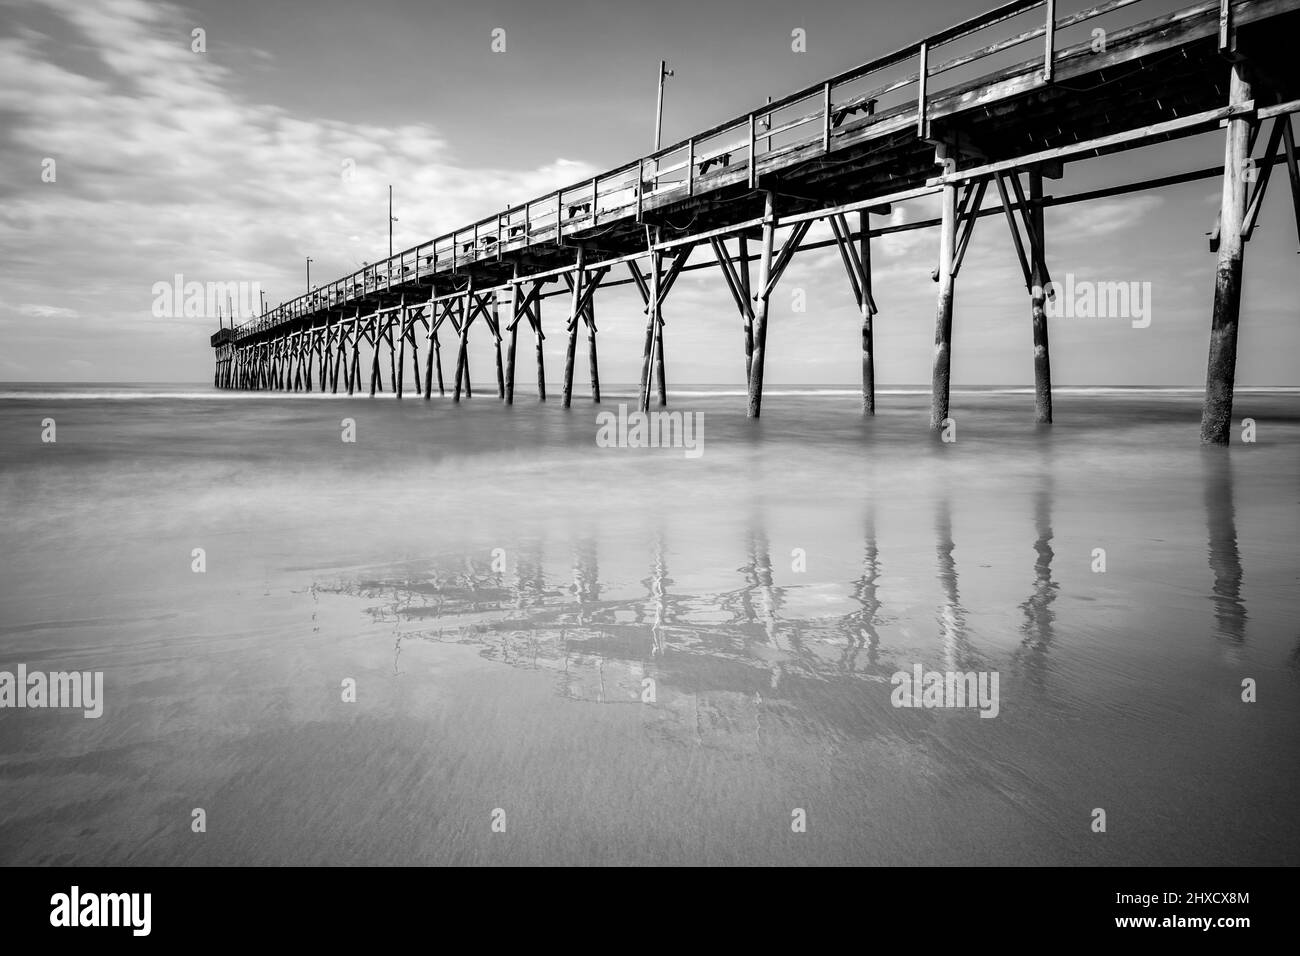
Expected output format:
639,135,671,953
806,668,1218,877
16,303,80,318
0,0,598,377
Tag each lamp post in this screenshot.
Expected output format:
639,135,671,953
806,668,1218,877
654,60,674,151
388,185,398,260
306,256,313,295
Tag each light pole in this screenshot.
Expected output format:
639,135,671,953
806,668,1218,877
388,185,398,260
654,60,674,151
306,256,313,295
259,288,266,316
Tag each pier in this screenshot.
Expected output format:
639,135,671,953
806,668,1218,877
210,0,1300,443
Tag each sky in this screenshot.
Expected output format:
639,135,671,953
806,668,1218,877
1,0,1297,386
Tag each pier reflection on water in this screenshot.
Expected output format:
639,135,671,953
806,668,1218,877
323,454,1250,733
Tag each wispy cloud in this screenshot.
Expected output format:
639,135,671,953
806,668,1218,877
0,0,597,378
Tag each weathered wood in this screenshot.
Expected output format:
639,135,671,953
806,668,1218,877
930,178,958,432
747,191,777,418
396,297,407,399
586,295,600,403
408,316,422,396
1281,117,1300,246
369,311,382,397
453,291,470,402
632,258,656,411
563,247,585,408
533,293,546,401
1201,60,1252,444
491,295,505,399
859,211,875,414
505,269,520,404
1029,171,1052,424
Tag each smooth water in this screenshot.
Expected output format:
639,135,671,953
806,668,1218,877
1,384,1297,865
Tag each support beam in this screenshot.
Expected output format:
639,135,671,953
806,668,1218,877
491,295,505,399
586,294,600,403
930,176,959,432
1029,171,1052,423
738,234,753,384
747,191,777,418
859,212,876,414
505,268,520,404
710,236,755,386
434,312,446,396
533,292,546,401
369,311,383,397
454,289,470,402
1201,60,1252,445
423,302,437,400
641,243,661,412
563,246,585,408
395,296,407,399
633,257,656,411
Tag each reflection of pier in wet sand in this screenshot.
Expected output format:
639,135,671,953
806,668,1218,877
322,477,1255,746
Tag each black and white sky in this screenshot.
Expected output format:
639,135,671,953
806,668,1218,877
1,0,1296,384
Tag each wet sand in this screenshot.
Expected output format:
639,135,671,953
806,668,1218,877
0,385,1297,865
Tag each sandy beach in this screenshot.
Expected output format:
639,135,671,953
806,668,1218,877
1,384,1297,865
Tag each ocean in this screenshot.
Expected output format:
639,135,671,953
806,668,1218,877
1,383,1297,865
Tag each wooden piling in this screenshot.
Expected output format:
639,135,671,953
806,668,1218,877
492,295,505,399
739,234,753,384
653,285,668,408
747,191,776,418
396,297,407,399
434,327,445,396
642,247,661,412
505,270,519,405
929,179,958,431
1201,60,1252,445
423,304,436,400
637,257,657,412
1029,172,1052,423
563,248,584,408
369,311,382,397
859,211,875,414
534,294,546,401
453,294,467,402
587,297,600,403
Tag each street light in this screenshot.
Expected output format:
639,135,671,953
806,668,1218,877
306,256,313,295
388,185,398,260
654,60,674,151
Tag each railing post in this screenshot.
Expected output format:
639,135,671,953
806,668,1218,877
1044,0,1056,81
823,81,832,153
748,113,757,189
637,160,645,221
916,41,929,138
1218,0,1234,55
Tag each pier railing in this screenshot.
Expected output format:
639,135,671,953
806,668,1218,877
235,0,1175,340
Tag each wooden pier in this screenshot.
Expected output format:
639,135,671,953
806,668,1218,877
211,0,1300,443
